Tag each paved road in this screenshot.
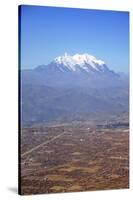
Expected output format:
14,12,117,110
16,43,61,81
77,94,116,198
21,132,65,158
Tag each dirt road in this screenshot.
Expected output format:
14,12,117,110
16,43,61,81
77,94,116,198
21,131,65,158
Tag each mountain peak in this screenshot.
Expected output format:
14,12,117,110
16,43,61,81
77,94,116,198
53,53,106,72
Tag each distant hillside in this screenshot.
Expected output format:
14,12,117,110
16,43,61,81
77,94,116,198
21,53,129,127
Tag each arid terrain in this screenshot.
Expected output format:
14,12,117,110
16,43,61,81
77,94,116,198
20,122,129,195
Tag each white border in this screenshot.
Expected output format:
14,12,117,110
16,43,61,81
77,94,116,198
0,0,132,199
19,0,131,11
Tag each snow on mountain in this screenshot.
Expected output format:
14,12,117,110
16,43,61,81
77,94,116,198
35,53,115,76
53,53,107,73
21,53,128,125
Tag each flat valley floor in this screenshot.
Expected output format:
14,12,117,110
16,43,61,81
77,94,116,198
20,123,129,195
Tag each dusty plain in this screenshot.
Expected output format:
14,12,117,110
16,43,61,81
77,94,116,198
20,122,129,195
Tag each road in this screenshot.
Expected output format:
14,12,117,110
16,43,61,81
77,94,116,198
21,131,65,158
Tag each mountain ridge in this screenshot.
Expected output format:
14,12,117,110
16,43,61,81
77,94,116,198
35,53,116,76
21,53,129,126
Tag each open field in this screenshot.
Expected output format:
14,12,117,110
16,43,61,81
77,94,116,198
20,122,129,195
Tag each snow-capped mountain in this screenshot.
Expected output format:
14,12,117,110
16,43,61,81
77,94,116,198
54,53,106,72
37,53,114,75
22,53,127,88
21,53,129,126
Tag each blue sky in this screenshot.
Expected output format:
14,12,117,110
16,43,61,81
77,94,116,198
20,5,129,72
